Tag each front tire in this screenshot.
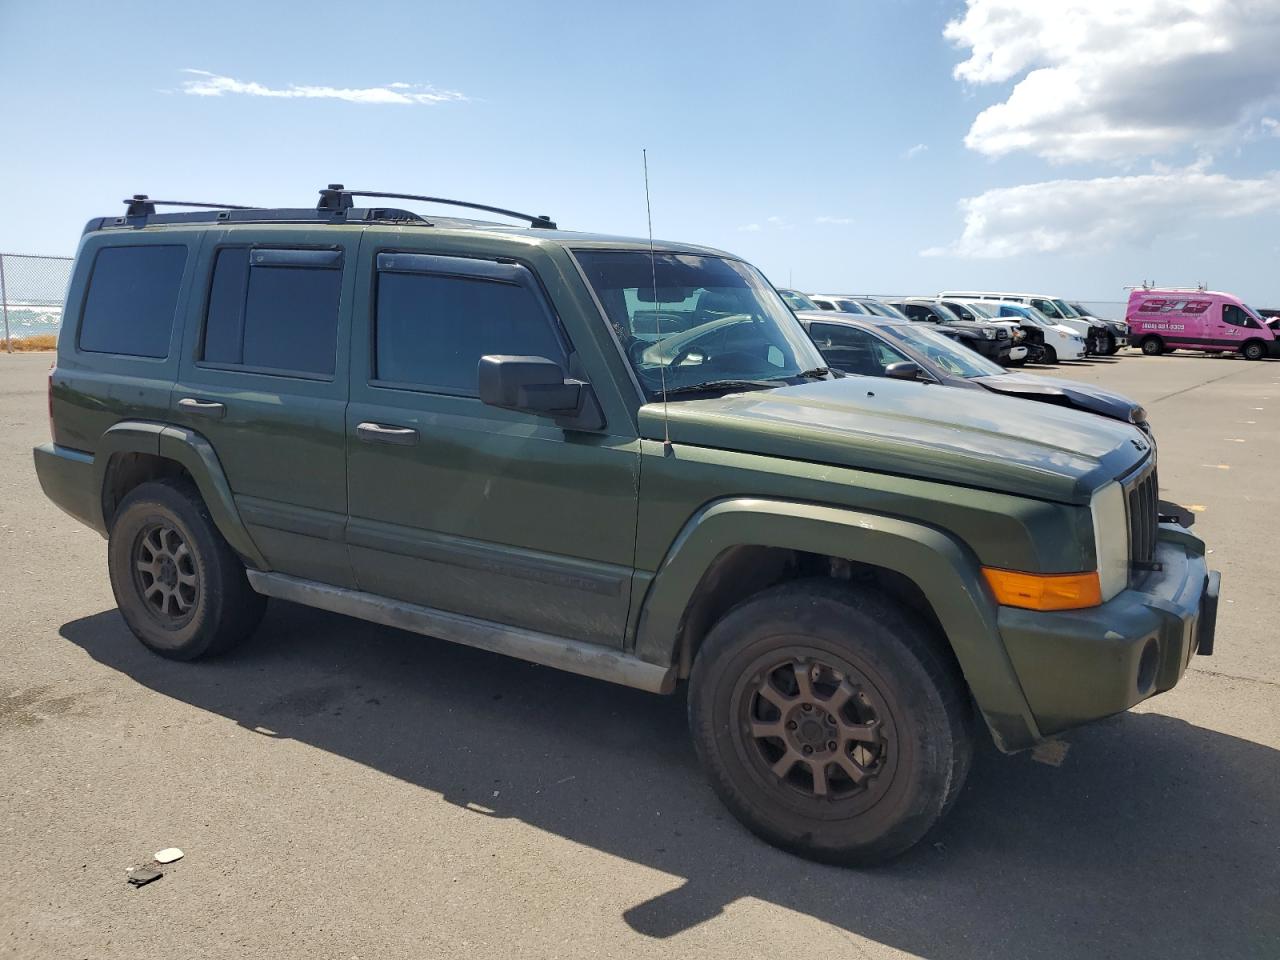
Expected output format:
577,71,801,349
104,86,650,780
107,480,266,660
1042,344,1058,364
688,580,973,866
1242,340,1267,361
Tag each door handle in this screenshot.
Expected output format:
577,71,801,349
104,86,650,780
356,421,419,445
178,397,227,419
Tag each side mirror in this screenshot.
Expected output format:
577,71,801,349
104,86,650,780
884,361,921,381
478,355,604,430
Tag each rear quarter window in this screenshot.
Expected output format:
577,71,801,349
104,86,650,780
78,245,187,358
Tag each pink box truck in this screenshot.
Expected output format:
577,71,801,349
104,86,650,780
1127,287,1280,360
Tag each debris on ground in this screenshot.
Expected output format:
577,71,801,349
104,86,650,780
154,847,184,864
126,866,162,887
1031,740,1070,767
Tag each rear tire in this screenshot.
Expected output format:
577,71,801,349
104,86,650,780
688,579,973,866
1242,340,1267,361
1141,336,1164,356
107,480,266,660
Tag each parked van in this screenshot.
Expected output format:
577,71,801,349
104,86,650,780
1126,287,1280,360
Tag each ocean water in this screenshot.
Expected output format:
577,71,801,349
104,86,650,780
1,304,63,339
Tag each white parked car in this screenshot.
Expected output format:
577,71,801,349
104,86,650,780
939,290,1116,354
950,298,1086,363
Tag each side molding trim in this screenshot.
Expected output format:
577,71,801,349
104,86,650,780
246,571,677,695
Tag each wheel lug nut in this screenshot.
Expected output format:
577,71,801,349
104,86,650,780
786,721,797,730
802,745,813,755
827,741,837,750
802,704,812,712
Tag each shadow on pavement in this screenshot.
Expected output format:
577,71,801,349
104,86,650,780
62,604,1278,959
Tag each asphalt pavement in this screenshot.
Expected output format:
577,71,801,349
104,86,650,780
1,349,1277,959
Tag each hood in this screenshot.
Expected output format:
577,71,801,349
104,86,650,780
639,377,1151,505
970,373,1146,427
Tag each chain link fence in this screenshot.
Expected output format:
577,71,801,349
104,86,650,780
0,253,74,352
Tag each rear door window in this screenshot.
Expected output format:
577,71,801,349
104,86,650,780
373,255,566,396
79,245,187,357
202,248,343,376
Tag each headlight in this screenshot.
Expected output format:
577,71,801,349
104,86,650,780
1091,481,1129,602
981,328,996,339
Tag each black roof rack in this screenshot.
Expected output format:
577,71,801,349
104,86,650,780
123,194,259,217
317,184,557,229
91,185,558,234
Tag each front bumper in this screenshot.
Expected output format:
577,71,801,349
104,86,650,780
998,525,1218,739
1007,345,1028,362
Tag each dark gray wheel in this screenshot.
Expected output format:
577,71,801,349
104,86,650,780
131,521,200,626
1242,340,1267,361
689,579,972,865
1141,336,1164,356
108,480,265,660
1042,344,1058,364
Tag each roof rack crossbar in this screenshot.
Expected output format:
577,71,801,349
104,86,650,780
124,195,258,217
318,185,556,229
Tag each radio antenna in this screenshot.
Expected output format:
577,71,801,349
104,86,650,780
643,148,671,450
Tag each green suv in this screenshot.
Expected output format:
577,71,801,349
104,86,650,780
34,187,1220,864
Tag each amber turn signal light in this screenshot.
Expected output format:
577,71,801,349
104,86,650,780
981,568,1103,611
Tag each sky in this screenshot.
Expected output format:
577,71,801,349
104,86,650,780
2,0,1278,304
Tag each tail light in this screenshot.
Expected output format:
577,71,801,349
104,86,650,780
47,361,56,442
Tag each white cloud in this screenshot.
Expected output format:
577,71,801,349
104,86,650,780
945,0,1280,162
180,70,467,105
1263,117,1280,136
740,216,793,231
926,169,1280,258
904,143,928,160
815,215,854,224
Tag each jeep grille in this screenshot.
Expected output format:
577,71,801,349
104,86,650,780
1125,463,1159,575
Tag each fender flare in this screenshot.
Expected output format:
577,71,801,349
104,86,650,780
92,421,268,570
633,498,1042,751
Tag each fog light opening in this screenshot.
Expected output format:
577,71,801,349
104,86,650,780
1136,639,1160,696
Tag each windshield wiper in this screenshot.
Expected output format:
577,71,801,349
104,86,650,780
797,367,830,379
660,379,788,398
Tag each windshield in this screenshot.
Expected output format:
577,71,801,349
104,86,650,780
1053,299,1081,318
927,302,965,323
1241,303,1266,323
956,301,997,319
881,323,1005,378
999,303,1054,327
779,289,820,312
574,250,827,398
859,299,909,320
